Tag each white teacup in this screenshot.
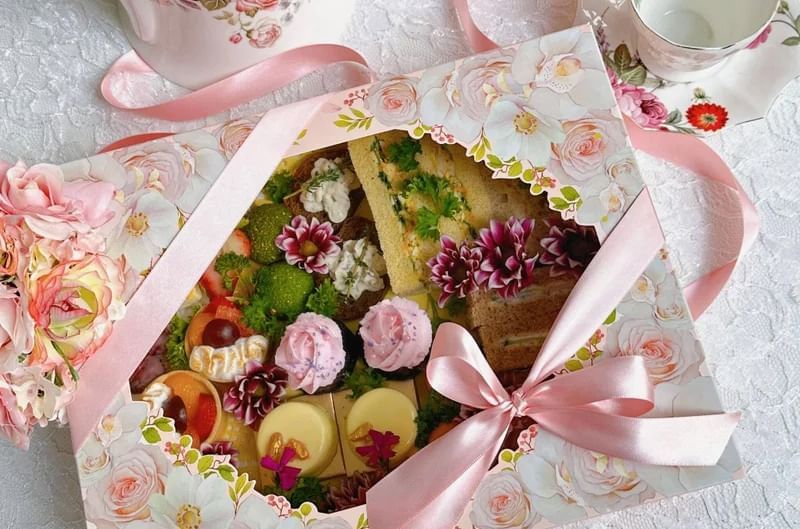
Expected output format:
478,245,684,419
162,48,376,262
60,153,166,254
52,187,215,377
630,0,780,82
118,0,358,90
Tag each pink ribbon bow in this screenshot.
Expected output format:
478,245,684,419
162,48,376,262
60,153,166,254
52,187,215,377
366,190,741,529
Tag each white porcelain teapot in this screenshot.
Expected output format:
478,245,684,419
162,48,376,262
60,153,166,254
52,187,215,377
118,0,358,89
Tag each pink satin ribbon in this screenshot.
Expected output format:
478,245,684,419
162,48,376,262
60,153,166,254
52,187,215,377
101,44,371,121
366,189,741,529
625,121,759,318
67,96,328,448
453,4,758,320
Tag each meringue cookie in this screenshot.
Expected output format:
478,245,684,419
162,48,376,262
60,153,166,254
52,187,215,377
189,335,269,383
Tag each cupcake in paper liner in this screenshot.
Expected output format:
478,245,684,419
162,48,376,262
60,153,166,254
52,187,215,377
359,297,433,380
275,313,356,394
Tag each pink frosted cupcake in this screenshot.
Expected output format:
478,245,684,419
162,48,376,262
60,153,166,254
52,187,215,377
359,297,433,380
275,313,353,394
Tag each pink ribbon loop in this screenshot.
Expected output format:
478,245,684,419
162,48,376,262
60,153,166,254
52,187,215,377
101,44,371,121
366,189,741,529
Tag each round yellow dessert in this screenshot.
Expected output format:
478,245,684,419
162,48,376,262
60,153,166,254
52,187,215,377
346,387,418,465
256,401,338,477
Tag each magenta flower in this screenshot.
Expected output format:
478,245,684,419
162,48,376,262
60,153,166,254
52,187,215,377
223,362,288,429
275,216,341,274
539,219,600,279
475,217,537,299
355,429,400,469
428,236,485,308
261,446,301,490
200,441,239,468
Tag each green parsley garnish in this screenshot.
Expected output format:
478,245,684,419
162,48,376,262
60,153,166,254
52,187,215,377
164,315,190,371
305,278,340,318
415,391,462,448
387,137,422,172
402,172,466,240
264,477,329,509
263,169,294,204
343,362,386,399
214,252,251,290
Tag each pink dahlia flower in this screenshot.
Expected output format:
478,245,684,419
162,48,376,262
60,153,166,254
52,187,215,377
475,217,537,299
539,219,600,279
275,216,341,274
428,236,485,308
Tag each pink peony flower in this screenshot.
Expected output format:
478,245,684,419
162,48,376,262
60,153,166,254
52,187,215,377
237,0,278,12
0,281,35,370
475,218,537,299
539,219,600,279
747,25,772,49
366,77,419,127
0,162,115,242
26,254,126,369
0,373,33,450
428,236,485,308
609,71,668,128
275,216,341,274
248,19,282,48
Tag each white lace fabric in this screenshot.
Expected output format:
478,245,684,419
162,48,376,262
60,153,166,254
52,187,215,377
0,1,798,528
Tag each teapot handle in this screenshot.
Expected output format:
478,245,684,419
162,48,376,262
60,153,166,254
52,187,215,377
118,0,158,44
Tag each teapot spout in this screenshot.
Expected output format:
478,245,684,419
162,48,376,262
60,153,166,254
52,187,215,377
118,0,158,43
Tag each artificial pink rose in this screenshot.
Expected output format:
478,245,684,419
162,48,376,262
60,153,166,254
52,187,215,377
549,112,627,184
230,33,244,44
366,77,419,126
248,19,282,49
216,118,256,159
360,297,432,372
0,282,35,370
275,313,346,394
608,319,701,385
26,254,126,369
84,446,168,527
0,217,22,277
115,143,190,203
237,0,278,12
0,162,115,241
0,373,33,450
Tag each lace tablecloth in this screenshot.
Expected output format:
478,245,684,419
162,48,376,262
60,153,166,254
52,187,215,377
0,1,798,528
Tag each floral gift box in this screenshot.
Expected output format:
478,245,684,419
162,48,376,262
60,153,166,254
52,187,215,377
0,24,742,529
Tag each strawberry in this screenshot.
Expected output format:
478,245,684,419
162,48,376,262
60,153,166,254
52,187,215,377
204,296,237,314
221,229,252,257
192,393,217,442
200,263,230,298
